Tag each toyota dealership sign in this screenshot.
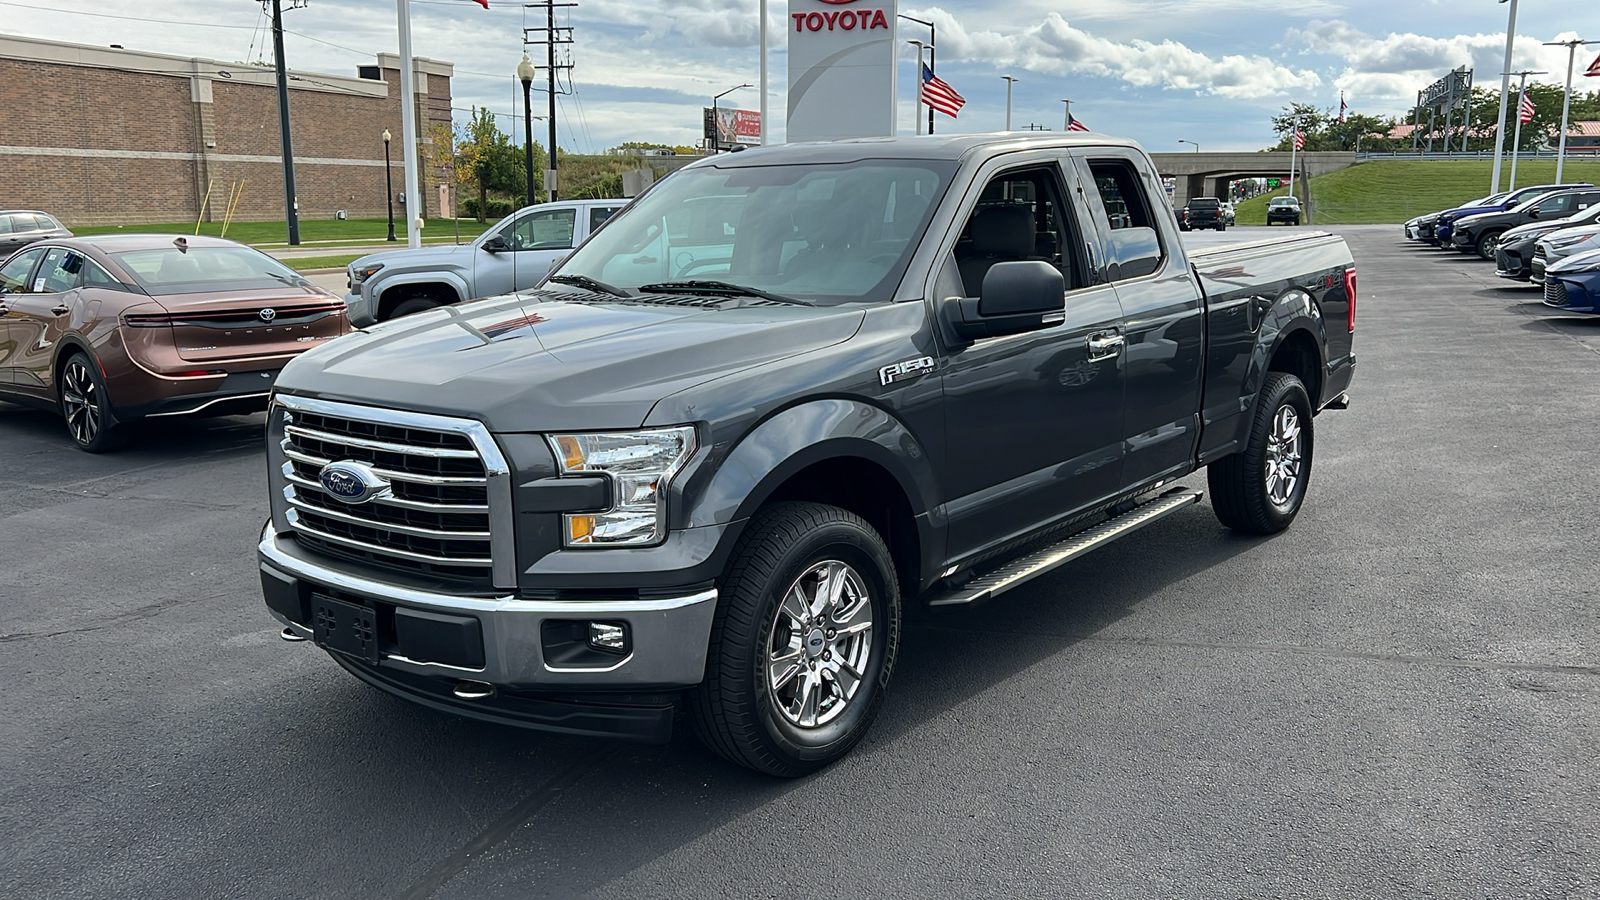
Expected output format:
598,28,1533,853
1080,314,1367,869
786,0,898,142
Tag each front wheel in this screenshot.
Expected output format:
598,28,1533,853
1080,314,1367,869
689,502,901,777
1475,229,1504,261
1208,372,1313,534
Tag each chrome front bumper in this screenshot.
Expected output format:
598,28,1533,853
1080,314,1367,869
259,522,717,689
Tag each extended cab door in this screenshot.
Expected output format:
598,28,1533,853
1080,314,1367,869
936,156,1127,562
474,205,578,298
1069,152,1205,490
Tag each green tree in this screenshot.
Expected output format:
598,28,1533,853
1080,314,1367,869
1263,103,1397,152
456,107,544,220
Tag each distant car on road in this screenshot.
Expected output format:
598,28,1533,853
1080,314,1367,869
0,235,348,451
343,199,628,326
1220,201,1236,226
1267,196,1301,225
0,210,72,256
1543,247,1600,314
1179,197,1225,232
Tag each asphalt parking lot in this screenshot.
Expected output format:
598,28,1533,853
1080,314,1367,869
3,224,1597,899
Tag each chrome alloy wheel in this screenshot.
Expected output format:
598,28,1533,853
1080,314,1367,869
61,359,102,446
1263,405,1303,508
765,560,874,729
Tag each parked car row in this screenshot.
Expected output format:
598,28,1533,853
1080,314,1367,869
1402,185,1600,315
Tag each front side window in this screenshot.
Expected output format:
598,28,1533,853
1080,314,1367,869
557,159,955,305
945,166,1084,299
0,246,46,292
504,208,576,251
107,245,306,294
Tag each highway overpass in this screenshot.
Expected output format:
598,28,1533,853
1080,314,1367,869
1149,151,1358,210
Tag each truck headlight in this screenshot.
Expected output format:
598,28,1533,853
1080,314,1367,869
349,263,383,287
548,426,696,546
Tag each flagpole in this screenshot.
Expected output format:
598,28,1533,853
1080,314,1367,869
758,0,767,146
1062,98,1071,131
1544,38,1599,185
1287,115,1298,202
396,0,422,248
1508,72,1533,191
1490,0,1519,194
914,45,925,135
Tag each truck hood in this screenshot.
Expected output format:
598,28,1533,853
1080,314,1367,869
274,290,866,432
351,242,476,273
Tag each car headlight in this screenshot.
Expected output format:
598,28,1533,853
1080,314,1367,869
349,263,384,287
548,426,696,546
1547,233,1598,249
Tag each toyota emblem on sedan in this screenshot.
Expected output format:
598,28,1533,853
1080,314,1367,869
259,308,277,323
317,460,390,504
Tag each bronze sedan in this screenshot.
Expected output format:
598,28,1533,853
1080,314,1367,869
0,234,349,451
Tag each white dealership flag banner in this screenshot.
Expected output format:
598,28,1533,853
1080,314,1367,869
786,0,898,142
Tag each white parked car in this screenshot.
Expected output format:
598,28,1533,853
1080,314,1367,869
1531,223,1600,285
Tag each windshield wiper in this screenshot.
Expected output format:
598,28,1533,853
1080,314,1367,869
637,280,813,306
547,273,631,298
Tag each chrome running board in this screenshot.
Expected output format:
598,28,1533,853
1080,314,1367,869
926,487,1203,608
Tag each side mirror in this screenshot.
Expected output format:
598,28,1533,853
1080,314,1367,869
941,261,1065,343
482,236,509,253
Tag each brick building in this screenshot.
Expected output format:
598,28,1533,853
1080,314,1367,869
0,33,454,225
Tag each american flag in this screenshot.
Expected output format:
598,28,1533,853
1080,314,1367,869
1293,129,1305,150
1067,113,1089,132
1338,94,1347,123
1519,91,1536,124
920,64,965,118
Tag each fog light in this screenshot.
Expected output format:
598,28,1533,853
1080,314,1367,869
588,621,628,653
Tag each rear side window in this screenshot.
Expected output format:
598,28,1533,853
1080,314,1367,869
37,247,82,293
0,215,14,235
589,206,620,231
1085,158,1164,281
33,215,57,231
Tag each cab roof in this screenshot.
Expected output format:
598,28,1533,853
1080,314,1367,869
686,131,1140,169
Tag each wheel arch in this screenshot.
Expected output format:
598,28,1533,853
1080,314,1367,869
374,275,468,320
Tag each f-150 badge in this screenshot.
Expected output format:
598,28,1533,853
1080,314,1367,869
879,355,935,386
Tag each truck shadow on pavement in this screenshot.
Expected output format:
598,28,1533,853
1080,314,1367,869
207,502,1265,898
0,402,265,459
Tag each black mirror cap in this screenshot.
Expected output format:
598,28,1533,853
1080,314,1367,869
977,261,1065,317
482,236,507,253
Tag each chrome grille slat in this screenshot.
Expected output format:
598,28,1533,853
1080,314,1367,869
283,447,487,486
286,513,493,565
286,490,492,539
284,424,480,459
283,470,488,512
273,396,509,585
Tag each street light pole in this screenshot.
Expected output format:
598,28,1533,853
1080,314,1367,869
1179,139,1200,153
1544,37,1600,185
518,54,537,208
712,83,752,154
1001,75,1018,131
383,129,396,241
1490,0,1519,193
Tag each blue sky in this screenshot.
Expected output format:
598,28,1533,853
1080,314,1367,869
4,0,1594,152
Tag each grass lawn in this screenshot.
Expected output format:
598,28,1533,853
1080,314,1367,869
285,254,363,272
73,217,493,247
1232,158,1600,225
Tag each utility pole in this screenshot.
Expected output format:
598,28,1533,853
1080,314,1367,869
1491,0,1519,192
265,0,302,245
524,1,576,202
1544,37,1600,185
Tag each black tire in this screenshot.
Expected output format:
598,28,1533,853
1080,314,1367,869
388,296,443,319
59,352,125,453
1207,372,1313,534
689,501,901,777
1216,223,1226,232
1475,229,1504,261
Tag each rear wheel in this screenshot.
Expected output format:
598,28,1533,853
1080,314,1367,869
59,353,125,453
689,502,900,777
1208,372,1313,534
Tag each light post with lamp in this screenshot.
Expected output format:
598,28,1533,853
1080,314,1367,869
1179,139,1200,153
382,129,396,242
1490,0,1519,192
712,83,751,153
517,54,538,208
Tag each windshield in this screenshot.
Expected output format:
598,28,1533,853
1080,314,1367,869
109,245,307,294
1270,198,1298,207
550,159,956,305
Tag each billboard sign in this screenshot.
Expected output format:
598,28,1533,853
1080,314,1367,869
703,107,761,150
786,0,898,143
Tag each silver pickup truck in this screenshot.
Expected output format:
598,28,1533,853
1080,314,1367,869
341,199,627,326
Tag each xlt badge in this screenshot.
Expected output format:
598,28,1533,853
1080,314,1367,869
879,356,935,386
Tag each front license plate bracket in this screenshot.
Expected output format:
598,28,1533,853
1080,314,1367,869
311,594,380,664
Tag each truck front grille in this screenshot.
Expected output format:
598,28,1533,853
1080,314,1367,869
271,397,512,588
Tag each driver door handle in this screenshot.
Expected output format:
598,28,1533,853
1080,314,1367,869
52,304,71,316
1087,330,1125,360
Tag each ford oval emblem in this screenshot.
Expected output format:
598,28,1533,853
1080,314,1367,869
260,308,277,323
317,460,390,504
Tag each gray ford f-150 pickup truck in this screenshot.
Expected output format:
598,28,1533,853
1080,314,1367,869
259,133,1356,776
